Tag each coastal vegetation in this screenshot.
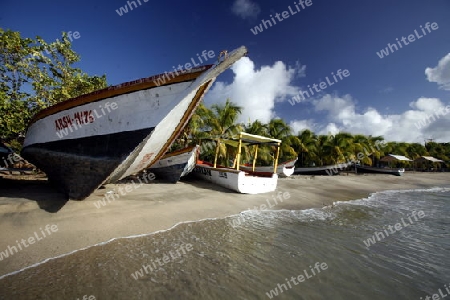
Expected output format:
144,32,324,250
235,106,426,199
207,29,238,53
175,101,450,168
0,29,448,169
0,29,107,149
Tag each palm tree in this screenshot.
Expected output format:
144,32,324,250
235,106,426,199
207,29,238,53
243,120,271,165
406,143,428,161
352,134,372,165
323,132,354,165
367,135,385,167
178,103,211,148
267,119,298,161
315,135,330,166
243,119,268,136
207,99,243,167
386,142,409,163
296,129,317,167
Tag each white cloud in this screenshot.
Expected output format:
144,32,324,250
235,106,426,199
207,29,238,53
292,95,450,142
290,119,317,134
231,0,261,20
204,55,450,143
204,57,303,123
425,53,450,90
409,97,443,112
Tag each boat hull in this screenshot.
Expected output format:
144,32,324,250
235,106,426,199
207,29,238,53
240,158,297,177
294,166,341,176
21,46,248,199
149,145,199,183
193,163,278,194
22,79,209,199
356,166,404,176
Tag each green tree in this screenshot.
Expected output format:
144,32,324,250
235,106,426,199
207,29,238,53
268,118,298,161
314,135,330,166
0,29,107,145
406,143,428,161
243,120,271,164
207,99,243,167
323,132,354,165
366,135,385,166
175,103,212,150
296,129,317,167
244,119,268,136
352,134,372,165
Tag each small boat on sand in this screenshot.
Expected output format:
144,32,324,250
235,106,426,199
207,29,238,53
294,165,342,176
148,145,199,183
193,132,281,194
21,46,248,199
356,165,404,176
240,158,297,177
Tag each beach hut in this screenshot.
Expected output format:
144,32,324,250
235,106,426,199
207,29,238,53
380,154,413,162
414,156,445,172
379,154,412,169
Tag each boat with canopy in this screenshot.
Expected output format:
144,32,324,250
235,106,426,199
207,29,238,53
193,132,281,194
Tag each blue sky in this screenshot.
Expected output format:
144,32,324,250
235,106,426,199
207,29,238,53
1,0,450,142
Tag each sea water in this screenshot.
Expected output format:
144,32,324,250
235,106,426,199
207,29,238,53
0,188,449,300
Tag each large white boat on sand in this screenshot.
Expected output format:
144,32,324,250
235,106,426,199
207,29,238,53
21,46,248,199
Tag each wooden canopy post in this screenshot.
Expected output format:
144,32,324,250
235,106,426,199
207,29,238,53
213,138,220,168
273,143,280,173
236,133,243,170
252,144,259,171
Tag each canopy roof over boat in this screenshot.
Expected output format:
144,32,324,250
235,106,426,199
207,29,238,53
414,156,444,163
210,132,281,172
221,132,281,147
380,154,412,162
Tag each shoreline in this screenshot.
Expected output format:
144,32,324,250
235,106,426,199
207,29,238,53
0,172,449,277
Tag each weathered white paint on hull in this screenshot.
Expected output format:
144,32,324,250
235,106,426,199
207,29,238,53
149,145,199,179
24,82,193,147
22,46,248,198
111,45,248,180
181,147,198,178
193,164,278,194
117,82,211,179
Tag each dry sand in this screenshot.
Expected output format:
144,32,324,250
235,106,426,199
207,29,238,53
0,172,449,277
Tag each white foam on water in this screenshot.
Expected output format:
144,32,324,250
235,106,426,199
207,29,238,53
228,186,450,230
2,187,448,281
334,186,450,207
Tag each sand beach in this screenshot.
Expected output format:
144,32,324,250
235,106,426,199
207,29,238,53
0,172,449,278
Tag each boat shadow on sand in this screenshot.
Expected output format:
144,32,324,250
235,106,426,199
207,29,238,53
0,172,235,213
0,176,68,213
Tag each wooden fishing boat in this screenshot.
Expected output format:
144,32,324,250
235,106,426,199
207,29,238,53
21,46,248,199
148,145,199,183
192,132,281,194
356,165,404,176
294,165,342,176
240,158,297,177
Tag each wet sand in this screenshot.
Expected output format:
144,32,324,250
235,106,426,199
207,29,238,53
0,172,449,277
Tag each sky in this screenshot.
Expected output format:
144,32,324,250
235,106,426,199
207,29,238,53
1,0,450,143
